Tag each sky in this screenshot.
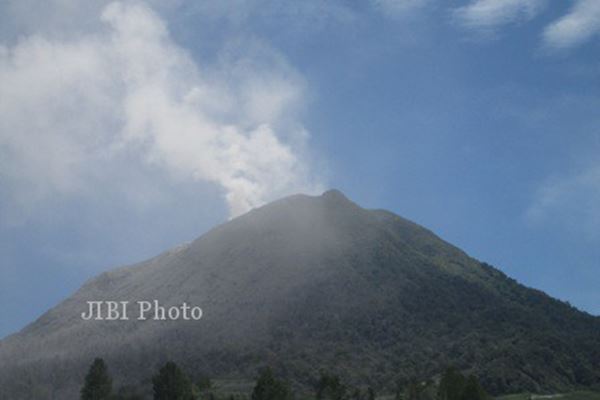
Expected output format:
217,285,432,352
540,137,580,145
1,0,599,339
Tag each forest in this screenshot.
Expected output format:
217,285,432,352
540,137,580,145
80,358,489,400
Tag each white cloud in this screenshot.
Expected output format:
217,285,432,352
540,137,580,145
454,0,546,30
528,163,600,239
543,0,600,49
371,0,431,16
0,1,323,220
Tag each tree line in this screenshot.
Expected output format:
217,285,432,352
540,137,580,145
81,358,489,400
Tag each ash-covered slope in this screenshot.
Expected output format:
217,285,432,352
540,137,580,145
1,190,599,399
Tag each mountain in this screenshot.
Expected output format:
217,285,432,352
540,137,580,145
0,190,599,399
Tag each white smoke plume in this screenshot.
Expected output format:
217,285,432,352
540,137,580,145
0,1,323,219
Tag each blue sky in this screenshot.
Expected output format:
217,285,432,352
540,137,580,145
1,0,600,338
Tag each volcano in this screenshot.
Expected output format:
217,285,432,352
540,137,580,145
1,190,599,399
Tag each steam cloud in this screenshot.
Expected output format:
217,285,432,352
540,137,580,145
0,1,323,219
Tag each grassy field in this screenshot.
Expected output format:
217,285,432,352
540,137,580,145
210,378,255,398
497,392,600,400
207,381,600,400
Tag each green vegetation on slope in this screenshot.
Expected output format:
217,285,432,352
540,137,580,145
3,192,600,399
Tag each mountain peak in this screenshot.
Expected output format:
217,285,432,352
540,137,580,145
249,189,358,222
320,188,350,203
2,190,599,399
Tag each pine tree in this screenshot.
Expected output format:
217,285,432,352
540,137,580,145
351,388,362,400
152,361,194,400
81,358,113,400
406,380,421,400
251,367,292,400
195,375,213,400
437,368,466,400
367,386,376,400
461,376,486,400
394,381,403,400
197,375,212,391
316,371,346,400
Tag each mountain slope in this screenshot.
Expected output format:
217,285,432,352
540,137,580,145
0,190,599,399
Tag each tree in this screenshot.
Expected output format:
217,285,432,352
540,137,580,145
437,368,466,400
152,361,195,400
194,375,213,400
406,380,421,400
351,388,363,400
316,371,346,400
367,387,376,400
251,367,292,400
196,375,212,392
394,380,403,400
461,376,486,400
81,358,113,400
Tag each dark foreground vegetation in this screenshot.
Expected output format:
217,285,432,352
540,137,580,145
81,357,491,400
